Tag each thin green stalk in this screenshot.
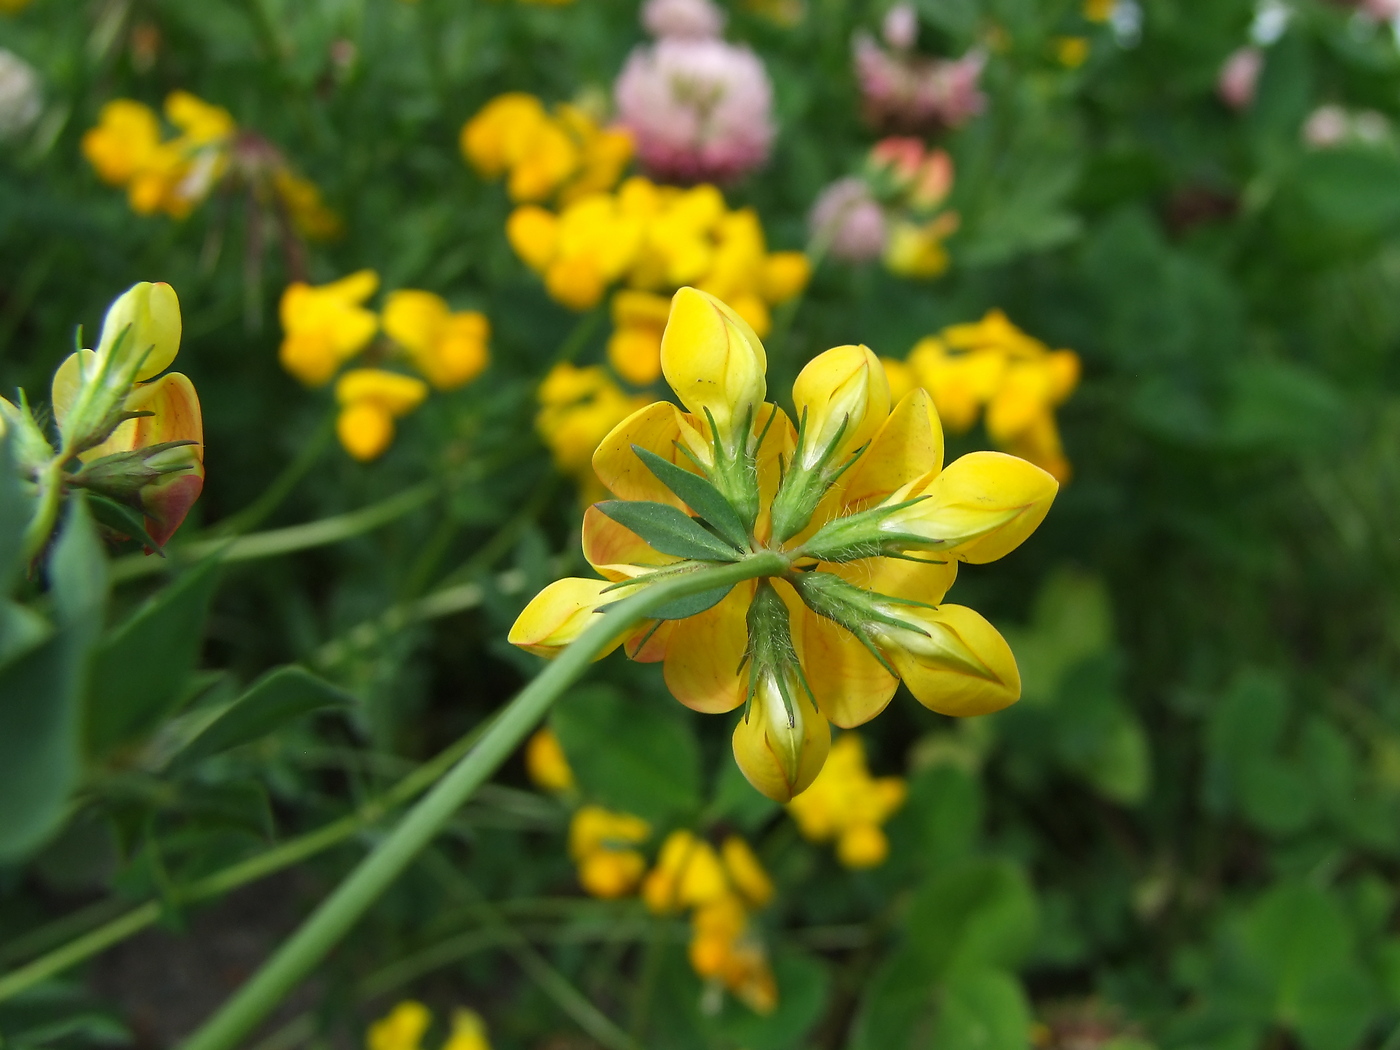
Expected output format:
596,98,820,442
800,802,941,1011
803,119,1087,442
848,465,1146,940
552,307,604,365
110,482,436,584
179,551,788,1050
207,411,336,539
0,718,487,1001
22,458,67,560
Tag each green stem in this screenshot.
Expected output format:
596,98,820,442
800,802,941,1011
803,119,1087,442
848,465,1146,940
207,410,336,539
22,457,67,560
110,482,437,584
178,551,788,1050
0,718,487,1002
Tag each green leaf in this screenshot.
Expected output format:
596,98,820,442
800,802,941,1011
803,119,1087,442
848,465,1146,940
1241,884,1378,1050
645,583,735,621
595,500,741,562
177,666,351,764
0,432,29,596
931,969,1034,1050
551,685,701,824
49,493,108,628
632,446,750,550
0,627,91,861
85,557,221,757
86,491,163,550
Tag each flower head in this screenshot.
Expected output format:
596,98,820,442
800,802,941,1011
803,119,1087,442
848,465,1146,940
536,363,650,504
383,289,491,390
333,369,428,462
852,33,985,134
368,1002,492,1050
787,733,906,867
615,38,775,184
569,805,651,898
278,270,380,387
0,48,41,139
1218,47,1263,112
510,288,1057,800
643,0,726,38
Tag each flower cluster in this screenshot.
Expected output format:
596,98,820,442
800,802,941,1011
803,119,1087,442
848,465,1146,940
889,309,1080,482
511,288,1058,801
643,830,777,1013
461,93,633,206
852,5,985,134
616,0,776,184
510,177,809,379
368,1001,490,1050
787,733,906,868
278,272,491,461
535,364,650,503
82,91,338,237
524,728,778,1012
809,137,959,278
2,283,203,550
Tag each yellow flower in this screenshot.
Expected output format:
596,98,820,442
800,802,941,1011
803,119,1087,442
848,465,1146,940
881,356,917,405
606,290,672,386
462,93,632,205
535,363,649,503
278,270,380,387
383,289,491,391
368,1001,431,1050
273,169,342,240
1055,36,1091,68
787,733,906,868
524,727,575,793
905,309,1080,481
334,368,428,462
51,282,203,546
884,216,957,279
568,805,651,898
81,93,235,219
642,830,729,914
1083,0,1114,20
510,288,1058,800
442,1010,491,1050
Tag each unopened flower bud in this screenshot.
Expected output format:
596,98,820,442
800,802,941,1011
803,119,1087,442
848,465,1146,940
97,281,182,382
661,287,767,454
732,667,831,802
791,344,889,471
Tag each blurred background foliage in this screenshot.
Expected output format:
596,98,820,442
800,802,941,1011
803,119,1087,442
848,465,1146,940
3,0,1400,1047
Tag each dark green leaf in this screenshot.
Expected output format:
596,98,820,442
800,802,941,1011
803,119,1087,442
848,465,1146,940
0,433,29,596
645,582,734,620
86,492,163,550
177,666,351,764
85,557,221,756
632,446,750,549
595,500,740,562
552,685,701,823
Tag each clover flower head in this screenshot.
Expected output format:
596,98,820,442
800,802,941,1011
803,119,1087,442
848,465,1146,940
809,177,888,262
1218,46,1263,112
0,48,41,139
510,287,1058,801
852,32,986,133
614,38,775,184
643,0,727,39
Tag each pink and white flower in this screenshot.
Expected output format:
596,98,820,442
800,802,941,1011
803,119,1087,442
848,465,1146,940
852,32,985,133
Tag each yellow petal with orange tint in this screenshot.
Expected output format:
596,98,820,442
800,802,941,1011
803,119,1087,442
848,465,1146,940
508,577,627,660
793,602,897,729
581,504,681,581
591,400,694,508
663,580,754,713
837,387,944,513
875,603,1021,717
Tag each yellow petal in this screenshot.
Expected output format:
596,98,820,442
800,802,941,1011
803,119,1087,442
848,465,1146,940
791,599,897,729
581,504,681,581
732,669,831,802
97,282,182,381
837,387,944,513
508,577,626,660
880,451,1057,564
334,369,429,417
591,400,694,508
525,727,575,793
663,580,754,713
442,1009,491,1050
791,344,889,471
876,603,1021,716
506,205,559,272
660,287,767,453
642,830,728,913
607,324,664,386
881,356,917,406
337,401,395,461
368,1001,432,1050
760,251,811,303
855,554,958,606
721,835,774,908
382,289,448,358
50,350,99,434
837,823,889,868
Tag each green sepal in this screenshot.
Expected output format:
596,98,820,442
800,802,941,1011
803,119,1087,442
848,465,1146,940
646,582,736,620
632,445,751,551
86,492,165,551
596,499,742,562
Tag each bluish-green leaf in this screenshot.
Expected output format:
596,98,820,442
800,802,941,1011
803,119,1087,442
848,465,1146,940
632,445,750,549
177,666,352,764
595,500,741,562
85,557,221,756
